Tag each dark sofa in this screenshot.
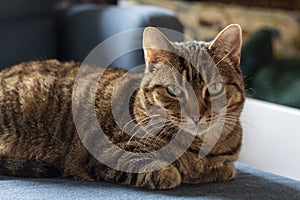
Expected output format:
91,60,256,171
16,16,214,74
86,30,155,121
0,0,183,70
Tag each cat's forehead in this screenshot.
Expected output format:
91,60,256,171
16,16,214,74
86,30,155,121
174,41,213,66
172,41,218,82
174,41,207,54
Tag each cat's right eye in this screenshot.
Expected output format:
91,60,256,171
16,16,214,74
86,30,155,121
167,85,183,97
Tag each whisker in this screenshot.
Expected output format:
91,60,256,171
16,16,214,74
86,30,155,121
142,122,170,145
121,118,137,140
127,117,169,145
153,123,174,145
124,114,160,138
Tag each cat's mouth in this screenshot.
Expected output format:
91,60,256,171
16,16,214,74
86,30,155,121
181,121,208,136
179,116,224,136
182,125,208,136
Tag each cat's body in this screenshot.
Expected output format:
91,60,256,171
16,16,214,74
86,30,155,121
0,25,245,189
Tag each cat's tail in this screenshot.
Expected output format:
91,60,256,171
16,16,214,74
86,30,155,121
0,157,61,178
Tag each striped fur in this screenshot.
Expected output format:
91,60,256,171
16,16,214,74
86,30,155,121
0,25,245,189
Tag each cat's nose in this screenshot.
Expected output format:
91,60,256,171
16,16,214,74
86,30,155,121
190,115,200,124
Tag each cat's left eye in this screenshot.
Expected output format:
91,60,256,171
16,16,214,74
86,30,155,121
207,82,224,97
167,85,183,97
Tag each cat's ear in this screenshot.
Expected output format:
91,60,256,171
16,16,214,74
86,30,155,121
143,27,174,73
208,24,242,65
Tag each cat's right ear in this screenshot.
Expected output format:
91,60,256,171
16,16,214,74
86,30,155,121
143,27,174,73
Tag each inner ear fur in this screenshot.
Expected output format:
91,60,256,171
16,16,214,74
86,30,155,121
208,24,242,64
143,27,175,72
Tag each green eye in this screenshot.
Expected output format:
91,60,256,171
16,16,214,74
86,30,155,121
207,82,224,97
167,85,183,97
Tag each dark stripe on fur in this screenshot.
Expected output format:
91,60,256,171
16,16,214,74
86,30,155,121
0,158,61,178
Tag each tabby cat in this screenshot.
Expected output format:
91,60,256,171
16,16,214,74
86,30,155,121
0,24,245,189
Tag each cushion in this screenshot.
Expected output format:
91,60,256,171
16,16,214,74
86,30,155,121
1,162,299,199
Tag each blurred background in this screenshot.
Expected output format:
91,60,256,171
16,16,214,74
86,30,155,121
122,0,300,109
0,0,299,109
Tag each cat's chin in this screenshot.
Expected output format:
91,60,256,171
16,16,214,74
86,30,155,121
181,126,207,136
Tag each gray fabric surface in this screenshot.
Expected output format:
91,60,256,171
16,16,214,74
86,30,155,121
0,163,299,200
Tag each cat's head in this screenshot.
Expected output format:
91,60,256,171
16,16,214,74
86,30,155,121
138,24,245,137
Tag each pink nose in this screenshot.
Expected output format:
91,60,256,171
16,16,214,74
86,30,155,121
190,115,200,124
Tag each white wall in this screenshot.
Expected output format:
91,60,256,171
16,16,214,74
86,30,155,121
238,98,300,181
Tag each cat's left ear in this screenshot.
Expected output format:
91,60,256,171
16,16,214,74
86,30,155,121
208,24,242,65
143,27,175,73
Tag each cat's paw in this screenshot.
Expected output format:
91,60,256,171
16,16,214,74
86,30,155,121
207,161,236,183
182,161,236,184
221,162,236,181
141,165,181,190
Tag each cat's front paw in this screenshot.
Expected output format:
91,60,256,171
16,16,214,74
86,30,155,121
184,161,236,184
141,165,181,190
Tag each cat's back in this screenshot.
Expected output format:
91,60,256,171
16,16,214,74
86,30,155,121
0,59,80,117
0,59,129,162
0,59,80,87
0,60,82,159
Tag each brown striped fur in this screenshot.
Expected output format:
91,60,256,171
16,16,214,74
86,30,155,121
0,24,245,189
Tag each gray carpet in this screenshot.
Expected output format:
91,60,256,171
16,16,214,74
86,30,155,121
0,163,299,200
